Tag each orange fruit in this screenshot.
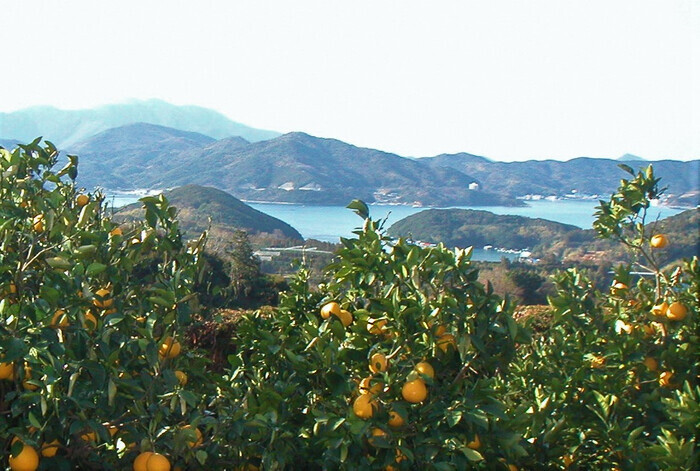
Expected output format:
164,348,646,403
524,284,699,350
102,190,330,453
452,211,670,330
22,365,38,391
41,439,60,457
590,356,605,369
436,334,456,353
110,227,123,237
32,214,44,233
643,357,658,371
359,376,383,396
433,324,446,337
659,371,673,388
80,430,97,442
388,410,405,428
415,361,434,379
611,281,628,291
76,194,89,207
666,302,688,321
159,337,181,359
369,353,388,373
651,302,669,317
9,440,39,471
83,311,98,330
320,302,341,319
175,370,188,386
466,433,481,450
133,451,154,471
402,378,428,403
367,318,387,335
650,234,668,248
182,425,203,448
93,288,113,308
336,309,353,327
0,361,14,380
352,393,376,419
368,427,387,447
51,309,69,328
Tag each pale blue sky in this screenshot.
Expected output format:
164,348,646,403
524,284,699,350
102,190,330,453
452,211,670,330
1,0,697,161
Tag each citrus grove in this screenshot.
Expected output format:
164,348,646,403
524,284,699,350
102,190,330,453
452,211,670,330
1,141,697,470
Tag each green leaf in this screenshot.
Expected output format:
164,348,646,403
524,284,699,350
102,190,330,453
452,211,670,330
346,199,370,219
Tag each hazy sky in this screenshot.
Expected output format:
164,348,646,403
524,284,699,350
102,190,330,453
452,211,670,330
1,1,697,161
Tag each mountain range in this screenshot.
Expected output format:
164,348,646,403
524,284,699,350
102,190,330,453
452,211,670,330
1,101,698,208
0,99,279,148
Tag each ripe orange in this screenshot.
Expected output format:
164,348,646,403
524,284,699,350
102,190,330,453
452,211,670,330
83,311,98,330
76,194,89,207
182,425,203,448
650,234,668,249
436,334,456,353
93,288,113,308
367,318,387,335
415,361,435,379
611,281,628,290
8,440,39,471
466,433,481,450
51,309,69,328
369,353,388,373
22,365,38,391
643,357,658,372
0,360,14,380
110,227,123,237
433,324,446,337
320,302,341,319
614,320,633,335
590,356,605,369
159,337,181,359
651,302,668,317
402,378,428,403
353,393,376,419
368,427,387,447
41,439,60,457
32,214,44,233
666,302,688,321
175,370,188,386
359,376,383,396
659,371,673,388
388,410,406,428
133,451,154,471
337,309,353,327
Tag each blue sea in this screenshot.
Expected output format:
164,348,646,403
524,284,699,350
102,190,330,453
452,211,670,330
108,195,685,262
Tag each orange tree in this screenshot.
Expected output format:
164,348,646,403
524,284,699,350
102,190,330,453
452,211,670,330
224,200,529,470
504,165,698,469
0,140,222,470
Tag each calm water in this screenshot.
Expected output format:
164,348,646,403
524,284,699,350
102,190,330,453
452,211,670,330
109,195,684,260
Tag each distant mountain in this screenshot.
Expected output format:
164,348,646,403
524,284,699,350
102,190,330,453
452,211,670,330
618,153,646,161
422,155,699,204
0,99,280,148
388,208,580,250
0,138,20,149
68,123,218,190
69,128,521,207
116,184,302,240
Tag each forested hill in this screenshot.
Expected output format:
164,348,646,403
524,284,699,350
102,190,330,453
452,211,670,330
388,208,580,250
115,185,303,241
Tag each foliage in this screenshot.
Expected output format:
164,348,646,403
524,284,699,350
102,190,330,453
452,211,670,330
0,140,222,470
224,200,528,470
503,164,698,469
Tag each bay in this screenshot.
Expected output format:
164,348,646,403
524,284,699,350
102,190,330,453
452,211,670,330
107,194,684,261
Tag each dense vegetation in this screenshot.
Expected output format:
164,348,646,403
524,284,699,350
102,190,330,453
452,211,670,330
115,184,302,242
388,209,579,250
1,142,697,470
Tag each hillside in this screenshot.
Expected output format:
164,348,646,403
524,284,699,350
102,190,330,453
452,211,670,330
0,99,280,147
67,129,521,207
116,185,302,241
69,123,217,190
422,155,699,206
388,208,580,250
